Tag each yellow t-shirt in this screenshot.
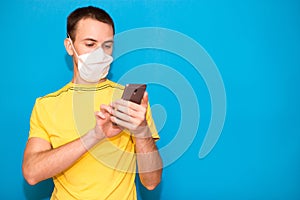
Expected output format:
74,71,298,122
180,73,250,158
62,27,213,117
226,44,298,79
29,80,159,200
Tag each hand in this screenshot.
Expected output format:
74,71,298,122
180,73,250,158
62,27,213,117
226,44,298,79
94,105,123,139
110,92,151,138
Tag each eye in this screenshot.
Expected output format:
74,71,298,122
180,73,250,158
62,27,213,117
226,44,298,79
85,43,96,47
104,44,112,49
102,42,113,50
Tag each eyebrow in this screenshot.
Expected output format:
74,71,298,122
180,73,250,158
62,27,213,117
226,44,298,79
103,40,114,43
81,38,114,43
82,38,98,42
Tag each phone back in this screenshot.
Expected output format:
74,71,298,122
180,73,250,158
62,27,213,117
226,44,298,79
121,84,146,104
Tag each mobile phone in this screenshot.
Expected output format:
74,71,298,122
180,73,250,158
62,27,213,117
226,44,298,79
121,84,147,104
112,84,146,126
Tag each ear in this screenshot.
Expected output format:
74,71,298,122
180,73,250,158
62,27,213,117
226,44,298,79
64,38,74,56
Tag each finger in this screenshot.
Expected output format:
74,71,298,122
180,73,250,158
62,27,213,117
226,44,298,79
95,111,106,119
112,99,129,108
113,103,131,115
140,91,148,108
111,107,144,126
110,116,135,130
112,99,141,112
111,108,131,122
100,104,113,114
110,115,147,135
112,103,145,120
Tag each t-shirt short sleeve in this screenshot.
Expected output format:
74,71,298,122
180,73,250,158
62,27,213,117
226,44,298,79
28,99,51,142
146,103,160,141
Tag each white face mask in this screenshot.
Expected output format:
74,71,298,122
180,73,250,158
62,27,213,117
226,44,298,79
69,37,113,83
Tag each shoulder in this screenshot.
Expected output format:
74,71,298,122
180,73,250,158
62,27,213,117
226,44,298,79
34,83,72,106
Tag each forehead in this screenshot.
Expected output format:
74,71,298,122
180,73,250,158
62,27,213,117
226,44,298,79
75,18,114,42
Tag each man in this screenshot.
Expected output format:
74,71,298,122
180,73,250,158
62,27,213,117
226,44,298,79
22,6,162,200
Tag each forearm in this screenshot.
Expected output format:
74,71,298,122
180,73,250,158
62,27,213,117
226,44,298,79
134,131,162,190
23,129,103,185
108,96,162,189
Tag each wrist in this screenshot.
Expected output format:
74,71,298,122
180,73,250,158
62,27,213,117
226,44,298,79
90,128,105,141
81,129,104,150
133,126,152,139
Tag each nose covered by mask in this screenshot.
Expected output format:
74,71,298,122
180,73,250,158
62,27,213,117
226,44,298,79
69,38,113,83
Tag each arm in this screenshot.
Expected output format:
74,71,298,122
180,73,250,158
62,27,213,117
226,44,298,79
134,132,163,190
22,130,99,185
22,110,122,185
108,92,163,190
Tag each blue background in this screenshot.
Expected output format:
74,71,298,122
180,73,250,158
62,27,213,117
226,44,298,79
0,0,299,199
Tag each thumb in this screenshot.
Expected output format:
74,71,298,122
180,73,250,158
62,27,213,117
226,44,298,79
141,91,148,108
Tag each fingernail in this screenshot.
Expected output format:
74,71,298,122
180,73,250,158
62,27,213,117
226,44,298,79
110,116,115,122
99,112,106,119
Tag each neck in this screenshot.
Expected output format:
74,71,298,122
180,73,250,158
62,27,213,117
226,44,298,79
72,75,107,85
72,65,107,85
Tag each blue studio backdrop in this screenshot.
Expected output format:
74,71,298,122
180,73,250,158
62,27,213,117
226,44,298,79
0,0,299,199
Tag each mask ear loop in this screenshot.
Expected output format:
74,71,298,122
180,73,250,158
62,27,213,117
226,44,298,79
67,33,80,58
67,33,89,78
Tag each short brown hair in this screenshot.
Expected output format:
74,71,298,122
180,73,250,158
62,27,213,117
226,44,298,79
67,6,115,41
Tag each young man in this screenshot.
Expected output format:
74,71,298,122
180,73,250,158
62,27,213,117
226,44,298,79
22,6,162,200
